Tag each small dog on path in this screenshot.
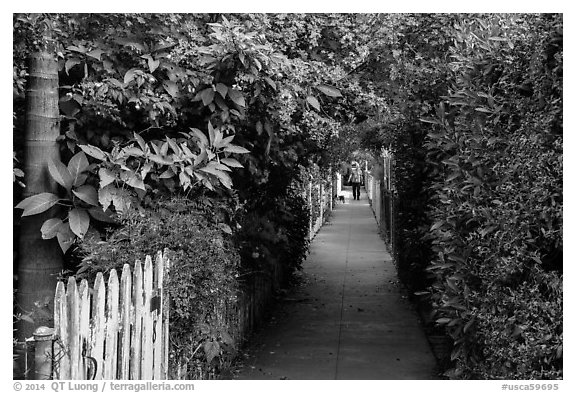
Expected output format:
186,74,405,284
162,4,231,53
335,194,345,203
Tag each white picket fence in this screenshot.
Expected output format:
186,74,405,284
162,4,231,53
52,251,170,380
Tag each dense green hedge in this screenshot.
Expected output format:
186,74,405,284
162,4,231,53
235,181,311,280
423,15,562,379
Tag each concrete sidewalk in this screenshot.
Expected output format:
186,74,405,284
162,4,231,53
233,189,438,380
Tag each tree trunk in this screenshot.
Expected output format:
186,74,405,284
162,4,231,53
16,49,63,341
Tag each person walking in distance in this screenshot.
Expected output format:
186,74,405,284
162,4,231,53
348,161,363,200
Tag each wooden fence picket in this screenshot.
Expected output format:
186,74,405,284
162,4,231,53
54,282,69,379
153,251,164,379
67,277,80,380
118,264,132,380
162,253,170,379
141,255,154,379
130,260,143,380
50,252,169,381
104,269,119,379
78,280,90,379
91,273,106,380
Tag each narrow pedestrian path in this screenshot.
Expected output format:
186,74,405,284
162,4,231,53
233,188,438,380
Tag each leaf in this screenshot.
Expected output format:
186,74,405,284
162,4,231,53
19,314,35,324
220,331,235,346
463,317,475,333
263,76,276,90
446,172,460,182
148,57,160,73
190,128,209,147
166,137,181,155
256,121,263,135
67,45,86,54
67,151,90,187
306,96,321,111
220,135,235,147
218,223,233,235
69,208,90,239
125,173,146,191
59,98,81,118
86,48,105,60
198,163,232,188
159,168,176,179
200,87,215,106
488,36,508,42
65,58,82,75
162,80,179,98
149,154,173,165
316,84,342,97
431,221,444,231
157,143,171,161
223,144,250,154
198,323,211,335
215,169,233,189
15,193,59,216
56,222,75,254
72,185,99,206
134,132,147,151
13,168,24,181
203,341,220,363
419,118,442,125
213,129,224,149
119,145,141,157
556,344,563,359
79,145,107,161
98,185,131,213
99,168,116,188
123,68,140,84
228,89,246,107
511,325,523,338
141,162,153,180
215,83,228,98
207,122,216,146
41,218,63,240
436,318,452,325
48,158,74,191
211,162,232,172
178,171,191,189
220,158,243,168
87,207,117,223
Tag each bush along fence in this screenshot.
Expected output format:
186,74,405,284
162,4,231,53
24,251,170,380
307,169,333,239
169,258,285,380
365,149,396,255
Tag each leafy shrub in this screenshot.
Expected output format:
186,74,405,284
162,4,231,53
423,14,562,379
77,196,241,379
235,181,311,283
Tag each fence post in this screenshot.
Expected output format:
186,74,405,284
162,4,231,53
33,326,54,380
319,183,323,225
308,181,313,239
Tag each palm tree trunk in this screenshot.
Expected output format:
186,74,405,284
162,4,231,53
16,48,63,341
